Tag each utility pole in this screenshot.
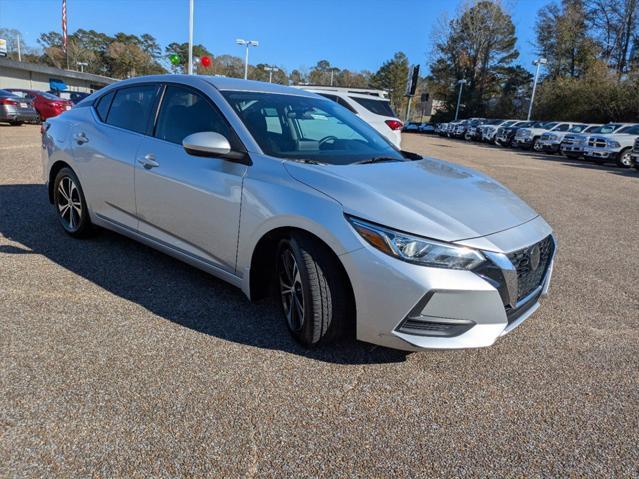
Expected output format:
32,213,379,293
454,79,466,121
527,57,547,120
188,0,194,75
77,61,88,72
16,32,21,61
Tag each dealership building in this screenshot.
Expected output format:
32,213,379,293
0,57,115,93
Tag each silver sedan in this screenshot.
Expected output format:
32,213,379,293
42,75,556,351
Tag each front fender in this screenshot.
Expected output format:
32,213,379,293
236,160,363,298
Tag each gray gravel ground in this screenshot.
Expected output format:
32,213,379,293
1,125,638,477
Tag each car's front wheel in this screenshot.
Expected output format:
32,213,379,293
616,148,633,168
276,233,350,347
53,167,93,237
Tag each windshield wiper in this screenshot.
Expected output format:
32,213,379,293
291,158,325,165
352,156,404,165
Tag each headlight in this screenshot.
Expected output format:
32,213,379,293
346,216,486,270
607,140,620,148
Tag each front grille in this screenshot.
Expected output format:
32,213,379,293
588,137,607,148
507,235,555,301
634,137,639,153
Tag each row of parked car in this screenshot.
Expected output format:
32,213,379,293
434,118,639,172
0,88,90,125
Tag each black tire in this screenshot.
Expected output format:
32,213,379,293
531,137,542,152
53,167,93,237
276,233,350,347
565,153,580,159
615,148,633,168
9,121,23,126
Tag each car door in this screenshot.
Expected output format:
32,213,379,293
71,84,161,230
134,84,248,274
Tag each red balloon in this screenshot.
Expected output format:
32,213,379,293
201,56,212,68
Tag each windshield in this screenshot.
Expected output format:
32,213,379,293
222,91,404,165
569,124,588,132
39,91,62,100
595,124,622,134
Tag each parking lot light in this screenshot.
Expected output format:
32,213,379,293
264,66,279,83
236,39,259,80
527,58,547,121
454,79,466,121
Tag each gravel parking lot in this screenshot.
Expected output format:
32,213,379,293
1,125,638,477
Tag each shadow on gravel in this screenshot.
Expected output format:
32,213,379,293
0,183,408,365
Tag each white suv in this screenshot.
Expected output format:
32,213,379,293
299,87,403,147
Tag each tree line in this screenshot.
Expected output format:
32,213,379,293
428,0,639,123
0,26,409,110
2,0,637,123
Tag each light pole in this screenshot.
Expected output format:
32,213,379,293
328,67,339,86
16,32,21,62
236,39,259,80
527,57,547,120
77,61,88,73
264,66,279,83
454,79,466,121
188,0,194,75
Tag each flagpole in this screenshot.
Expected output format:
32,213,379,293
62,0,69,70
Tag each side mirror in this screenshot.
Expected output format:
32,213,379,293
182,131,232,157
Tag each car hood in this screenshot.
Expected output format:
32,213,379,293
284,157,539,242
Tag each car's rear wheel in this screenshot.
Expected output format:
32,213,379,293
276,233,350,346
615,148,633,168
9,121,23,126
53,167,92,237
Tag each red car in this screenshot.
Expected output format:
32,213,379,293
6,89,73,121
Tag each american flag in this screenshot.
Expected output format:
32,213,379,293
62,0,67,50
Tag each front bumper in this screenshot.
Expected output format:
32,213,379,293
583,147,619,160
539,140,561,152
340,216,555,351
560,144,585,154
514,137,533,147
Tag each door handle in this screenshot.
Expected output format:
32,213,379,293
74,132,89,145
138,153,159,169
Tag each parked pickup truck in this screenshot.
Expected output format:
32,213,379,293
496,120,534,147
583,123,639,167
514,121,577,151
538,123,590,153
631,136,639,171
560,124,624,159
480,119,513,143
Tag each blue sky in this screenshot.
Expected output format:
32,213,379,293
0,0,549,74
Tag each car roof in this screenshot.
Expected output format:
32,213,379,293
96,74,320,99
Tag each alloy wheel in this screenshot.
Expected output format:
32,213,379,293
618,151,633,168
57,176,83,232
278,248,305,332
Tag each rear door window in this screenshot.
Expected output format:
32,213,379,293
349,96,396,117
106,84,159,134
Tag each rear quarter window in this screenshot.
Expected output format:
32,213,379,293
349,96,396,117
95,91,115,121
